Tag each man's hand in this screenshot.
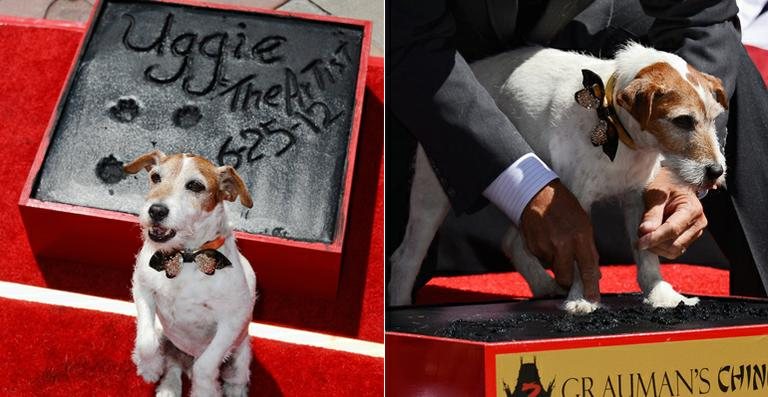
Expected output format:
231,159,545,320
638,169,707,258
520,180,601,301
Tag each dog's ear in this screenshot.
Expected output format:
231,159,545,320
217,166,253,208
701,72,728,110
124,150,166,174
687,65,729,111
616,79,663,130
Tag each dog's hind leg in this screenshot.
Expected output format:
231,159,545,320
155,339,188,397
221,338,252,397
155,367,182,397
388,145,450,306
622,191,699,307
191,319,249,397
501,228,564,298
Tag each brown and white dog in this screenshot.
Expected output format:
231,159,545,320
389,43,728,313
125,150,257,397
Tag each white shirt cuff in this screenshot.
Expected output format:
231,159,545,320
483,153,559,225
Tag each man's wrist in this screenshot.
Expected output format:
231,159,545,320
483,153,559,225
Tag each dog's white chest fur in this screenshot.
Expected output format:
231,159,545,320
471,47,661,203
135,242,256,358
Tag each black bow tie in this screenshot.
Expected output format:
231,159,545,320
149,248,232,278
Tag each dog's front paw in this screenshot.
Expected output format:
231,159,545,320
223,382,249,397
132,338,164,383
644,281,700,308
133,351,164,383
563,298,601,315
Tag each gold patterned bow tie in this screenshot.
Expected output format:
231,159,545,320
574,69,637,161
149,237,232,278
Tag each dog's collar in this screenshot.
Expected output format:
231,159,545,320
197,236,226,252
575,70,637,161
605,74,638,151
148,236,231,278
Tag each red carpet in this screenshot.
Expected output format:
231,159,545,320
0,16,382,396
0,297,381,396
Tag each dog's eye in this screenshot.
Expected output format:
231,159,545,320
150,173,161,184
671,115,695,130
186,180,205,193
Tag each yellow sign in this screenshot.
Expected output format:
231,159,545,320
496,335,768,397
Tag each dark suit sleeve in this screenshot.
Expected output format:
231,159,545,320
387,1,534,212
641,0,741,143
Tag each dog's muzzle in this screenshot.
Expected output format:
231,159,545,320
148,225,176,242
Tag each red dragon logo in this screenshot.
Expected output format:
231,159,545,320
503,357,555,397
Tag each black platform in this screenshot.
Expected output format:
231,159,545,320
34,0,364,243
386,295,768,342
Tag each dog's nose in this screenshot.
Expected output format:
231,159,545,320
705,164,724,180
148,204,169,221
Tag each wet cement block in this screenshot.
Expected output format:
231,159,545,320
386,295,768,342
34,0,364,243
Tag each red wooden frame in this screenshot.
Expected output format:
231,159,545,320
18,0,371,299
386,323,768,397
0,15,86,31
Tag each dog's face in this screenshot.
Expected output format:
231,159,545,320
124,150,253,247
616,62,728,190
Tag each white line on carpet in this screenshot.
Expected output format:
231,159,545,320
0,281,383,358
